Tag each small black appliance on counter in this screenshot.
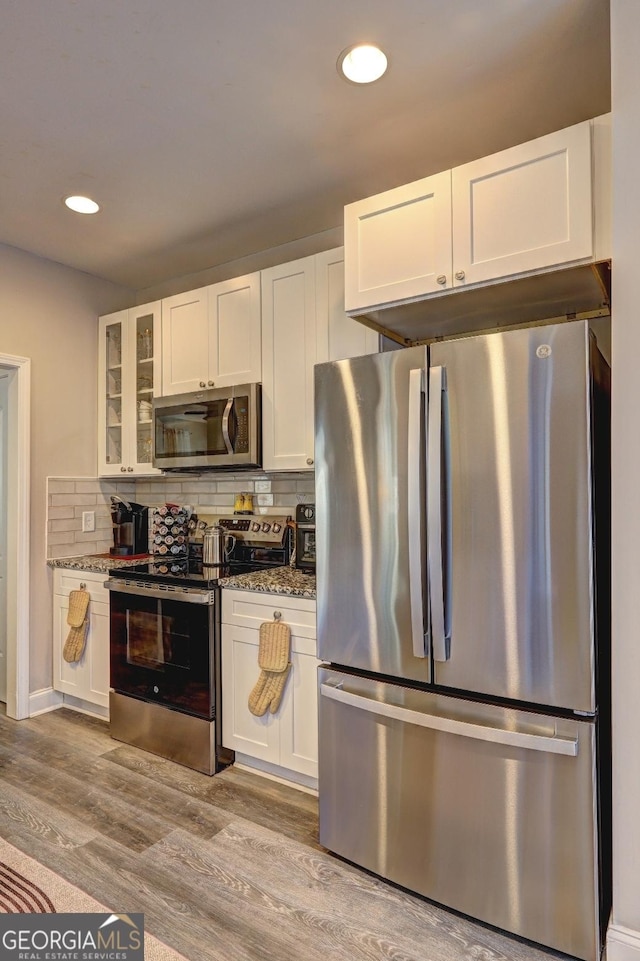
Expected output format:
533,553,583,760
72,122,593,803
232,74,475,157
294,503,316,572
109,496,149,556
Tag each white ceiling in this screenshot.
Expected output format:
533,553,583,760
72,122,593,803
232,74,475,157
1,0,610,291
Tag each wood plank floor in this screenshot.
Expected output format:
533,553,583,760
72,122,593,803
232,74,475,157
0,706,568,961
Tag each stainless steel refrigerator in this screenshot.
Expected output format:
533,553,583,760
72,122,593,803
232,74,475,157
314,320,610,961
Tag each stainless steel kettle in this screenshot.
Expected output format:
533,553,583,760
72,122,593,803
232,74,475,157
202,524,237,566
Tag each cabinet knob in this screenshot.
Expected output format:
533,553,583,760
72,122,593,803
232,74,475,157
208,380,215,387
455,270,466,282
127,466,134,472
436,275,447,286
273,611,282,621
199,381,206,388
120,467,127,472
306,457,314,466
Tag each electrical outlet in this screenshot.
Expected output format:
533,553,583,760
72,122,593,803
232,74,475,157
255,480,271,493
82,510,96,533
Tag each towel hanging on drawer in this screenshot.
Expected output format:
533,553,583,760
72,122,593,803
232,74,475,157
248,615,292,717
63,589,90,663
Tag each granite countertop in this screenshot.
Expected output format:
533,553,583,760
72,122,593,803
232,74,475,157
218,566,316,599
47,554,151,573
48,556,316,598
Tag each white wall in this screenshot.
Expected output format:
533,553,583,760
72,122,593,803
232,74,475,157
137,226,343,302
608,3,640,957
0,372,8,701
0,243,132,693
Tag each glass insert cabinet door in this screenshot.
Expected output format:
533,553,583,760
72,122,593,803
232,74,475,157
104,316,124,471
132,306,160,472
98,302,162,476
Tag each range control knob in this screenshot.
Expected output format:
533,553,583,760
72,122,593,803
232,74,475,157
261,522,271,533
251,521,261,532
303,506,314,520
272,523,282,533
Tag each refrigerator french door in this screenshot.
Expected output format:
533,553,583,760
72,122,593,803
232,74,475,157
314,320,610,961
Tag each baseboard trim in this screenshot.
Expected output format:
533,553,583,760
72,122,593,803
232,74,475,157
608,923,640,961
28,687,63,716
234,753,318,794
61,693,109,720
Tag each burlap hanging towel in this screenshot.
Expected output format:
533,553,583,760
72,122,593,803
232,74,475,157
63,589,90,663
248,663,293,717
258,618,290,671
248,615,292,717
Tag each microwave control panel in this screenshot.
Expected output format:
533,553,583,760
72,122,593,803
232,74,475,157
235,401,249,452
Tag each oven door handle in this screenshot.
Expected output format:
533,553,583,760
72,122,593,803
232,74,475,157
105,580,216,605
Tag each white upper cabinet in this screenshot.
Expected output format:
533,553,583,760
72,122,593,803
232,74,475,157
261,256,319,472
261,248,376,472
98,302,162,477
345,117,608,315
161,273,261,396
345,171,452,313
209,274,262,387
451,121,593,288
316,247,379,361
161,287,209,395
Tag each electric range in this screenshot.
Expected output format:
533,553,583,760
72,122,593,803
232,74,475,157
105,514,291,775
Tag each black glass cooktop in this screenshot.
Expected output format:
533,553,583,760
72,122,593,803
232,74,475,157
109,558,273,589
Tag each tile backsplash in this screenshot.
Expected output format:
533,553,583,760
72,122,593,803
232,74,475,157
46,473,315,558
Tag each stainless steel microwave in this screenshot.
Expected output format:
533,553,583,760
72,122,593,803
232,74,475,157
152,383,261,471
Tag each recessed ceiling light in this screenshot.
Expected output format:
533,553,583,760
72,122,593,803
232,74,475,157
338,44,388,84
64,195,100,214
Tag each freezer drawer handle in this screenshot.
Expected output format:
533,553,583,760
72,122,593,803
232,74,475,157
408,366,429,659
320,684,578,756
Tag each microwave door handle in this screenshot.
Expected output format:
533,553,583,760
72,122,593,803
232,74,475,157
408,367,428,659
221,398,234,454
428,365,451,662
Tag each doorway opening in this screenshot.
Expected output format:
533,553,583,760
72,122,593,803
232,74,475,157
0,353,31,719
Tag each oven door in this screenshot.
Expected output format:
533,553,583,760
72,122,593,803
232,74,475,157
109,587,216,719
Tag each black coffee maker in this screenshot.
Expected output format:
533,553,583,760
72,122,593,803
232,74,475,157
110,496,149,556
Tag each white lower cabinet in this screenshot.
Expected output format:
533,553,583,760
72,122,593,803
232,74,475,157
52,569,110,713
221,589,318,785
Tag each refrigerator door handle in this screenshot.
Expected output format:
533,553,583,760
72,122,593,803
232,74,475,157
320,684,579,756
428,365,451,662
408,367,429,659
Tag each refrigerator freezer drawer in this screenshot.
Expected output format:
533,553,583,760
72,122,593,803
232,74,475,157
318,668,601,961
